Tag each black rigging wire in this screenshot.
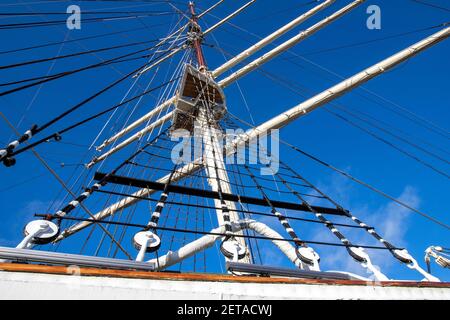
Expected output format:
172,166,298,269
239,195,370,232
10,76,180,157
211,43,450,177
36,214,399,250
294,22,449,56
0,26,148,55
0,12,178,30
0,10,176,16
28,48,175,134
285,143,450,231
326,109,450,180
0,41,181,93
0,36,170,70
241,0,317,23
0,49,160,88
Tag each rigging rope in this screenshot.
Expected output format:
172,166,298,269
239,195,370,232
277,160,412,264
0,38,183,91
0,13,177,30
0,46,183,166
0,37,177,70
253,63,450,178
7,76,180,158
0,110,134,259
51,131,166,239
205,13,450,139
0,26,149,55
227,112,450,231
241,164,320,266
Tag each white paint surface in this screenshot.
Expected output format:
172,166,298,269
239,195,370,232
0,271,449,300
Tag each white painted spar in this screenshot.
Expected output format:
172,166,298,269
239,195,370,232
218,0,365,88
229,26,450,144
148,219,305,271
203,0,256,36
129,0,227,80
211,0,336,78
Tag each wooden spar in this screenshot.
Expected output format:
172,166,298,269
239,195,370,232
57,27,450,242
96,1,330,152
218,0,365,88
189,1,207,69
211,0,335,78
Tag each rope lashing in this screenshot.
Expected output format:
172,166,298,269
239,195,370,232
242,164,320,268
0,124,37,166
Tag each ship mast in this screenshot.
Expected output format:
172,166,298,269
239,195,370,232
187,1,251,263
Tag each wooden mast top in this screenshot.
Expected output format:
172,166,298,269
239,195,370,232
189,1,207,71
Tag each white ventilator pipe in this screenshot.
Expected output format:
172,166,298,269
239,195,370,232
87,112,172,168
97,0,333,151
218,0,365,88
211,0,335,78
147,220,304,271
58,27,450,241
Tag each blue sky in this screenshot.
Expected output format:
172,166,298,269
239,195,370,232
0,0,449,281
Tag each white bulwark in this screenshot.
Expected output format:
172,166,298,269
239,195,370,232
0,264,449,300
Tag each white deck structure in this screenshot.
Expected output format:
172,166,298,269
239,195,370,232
1,264,449,300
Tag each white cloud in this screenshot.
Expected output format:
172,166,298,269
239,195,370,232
2,199,54,244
